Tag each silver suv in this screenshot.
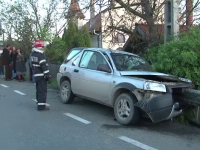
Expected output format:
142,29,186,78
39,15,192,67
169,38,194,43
57,48,192,125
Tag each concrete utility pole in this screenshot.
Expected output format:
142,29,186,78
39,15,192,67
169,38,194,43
164,0,180,43
96,0,103,48
90,0,95,22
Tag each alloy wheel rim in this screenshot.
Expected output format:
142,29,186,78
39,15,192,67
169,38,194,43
61,84,70,100
117,98,131,120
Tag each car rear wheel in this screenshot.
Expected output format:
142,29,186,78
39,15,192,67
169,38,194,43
114,93,140,125
60,80,75,104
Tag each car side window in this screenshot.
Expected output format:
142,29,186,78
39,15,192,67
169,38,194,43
64,49,81,63
79,51,94,68
79,51,110,71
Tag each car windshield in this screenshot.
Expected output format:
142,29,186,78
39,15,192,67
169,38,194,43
111,53,153,71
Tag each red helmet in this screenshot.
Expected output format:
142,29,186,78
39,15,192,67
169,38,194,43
33,40,44,48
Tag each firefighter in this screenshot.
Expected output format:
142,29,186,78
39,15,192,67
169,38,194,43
31,40,51,111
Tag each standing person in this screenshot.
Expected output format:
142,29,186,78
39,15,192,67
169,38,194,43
13,47,18,79
31,40,51,111
9,47,13,79
0,46,4,78
11,46,17,79
1,44,12,81
16,48,26,81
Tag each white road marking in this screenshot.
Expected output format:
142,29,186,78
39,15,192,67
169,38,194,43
0,84,8,88
46,103,51,107
64,113,91,124
32,99,50,106
14,90,26,95
32,99,37,102
118,136,158,150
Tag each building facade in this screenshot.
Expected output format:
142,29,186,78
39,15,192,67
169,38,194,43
69,0,193,50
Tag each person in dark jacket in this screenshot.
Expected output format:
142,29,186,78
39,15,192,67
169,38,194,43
1,44,12,80
16,48,26,81
13,49,18,79
10,46,17,79
31,40,51,111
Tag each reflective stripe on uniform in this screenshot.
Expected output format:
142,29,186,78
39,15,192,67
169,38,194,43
43,70,49,74
37,103,46,105
39,59,46,64
34,73,44,77
32,64,40,67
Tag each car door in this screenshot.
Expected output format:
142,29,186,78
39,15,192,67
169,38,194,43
71,50,113,102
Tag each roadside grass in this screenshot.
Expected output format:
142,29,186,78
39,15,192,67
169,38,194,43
48,79,59,90
175,106,196,124
25,74,29,81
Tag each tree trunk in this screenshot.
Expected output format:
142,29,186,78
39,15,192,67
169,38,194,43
147,19,157,44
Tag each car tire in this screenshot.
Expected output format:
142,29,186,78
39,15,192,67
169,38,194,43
60,80,75,104
114,93,140,125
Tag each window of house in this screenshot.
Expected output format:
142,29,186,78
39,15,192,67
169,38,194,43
113,33,125,43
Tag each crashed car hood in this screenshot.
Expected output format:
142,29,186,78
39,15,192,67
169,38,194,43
120,71,192,83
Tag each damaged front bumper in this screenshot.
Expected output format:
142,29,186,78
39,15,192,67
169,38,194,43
166,103,182,120
134,93,182,123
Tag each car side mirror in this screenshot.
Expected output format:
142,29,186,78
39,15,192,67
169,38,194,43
97,64,111,73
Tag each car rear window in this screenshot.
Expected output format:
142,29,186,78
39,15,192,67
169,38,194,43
64,49,82,63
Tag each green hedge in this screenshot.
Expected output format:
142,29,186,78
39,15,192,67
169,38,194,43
45,37,66,63
147,26,200,89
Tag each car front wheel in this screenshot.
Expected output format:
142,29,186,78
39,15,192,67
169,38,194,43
60,80,75,104
114,93,140,125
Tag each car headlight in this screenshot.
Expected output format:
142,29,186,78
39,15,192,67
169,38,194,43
144,81,166,92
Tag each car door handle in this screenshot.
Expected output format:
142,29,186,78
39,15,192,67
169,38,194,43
74,69,79,73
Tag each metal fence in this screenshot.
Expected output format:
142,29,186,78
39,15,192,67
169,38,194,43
48,62,61,80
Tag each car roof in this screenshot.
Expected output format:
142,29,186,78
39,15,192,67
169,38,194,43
71,47,87,50
72,47,139,57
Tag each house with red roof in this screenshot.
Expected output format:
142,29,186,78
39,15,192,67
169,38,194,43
68,0,193,52
85,5,135,50
85,0,167,50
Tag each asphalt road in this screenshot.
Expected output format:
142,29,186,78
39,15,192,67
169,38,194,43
0,78,200,150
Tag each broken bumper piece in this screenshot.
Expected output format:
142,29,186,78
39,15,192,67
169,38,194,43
134,93,182,123
166,103,182,120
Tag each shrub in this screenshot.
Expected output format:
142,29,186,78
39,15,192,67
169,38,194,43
147,26,200,89
45,37,66,63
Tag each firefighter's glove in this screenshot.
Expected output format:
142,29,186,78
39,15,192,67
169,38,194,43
44,74,51,81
